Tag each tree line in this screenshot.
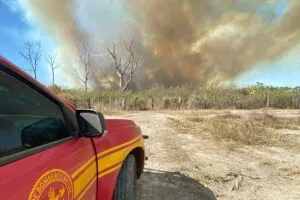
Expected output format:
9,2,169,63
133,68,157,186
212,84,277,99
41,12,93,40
18,40,141,94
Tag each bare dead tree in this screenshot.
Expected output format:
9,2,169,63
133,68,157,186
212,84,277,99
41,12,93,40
46,54,60,85
107,40,141,92
72,42,94,94
19,42,42,79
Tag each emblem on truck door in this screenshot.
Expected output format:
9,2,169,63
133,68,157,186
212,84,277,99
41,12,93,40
28,169,74,200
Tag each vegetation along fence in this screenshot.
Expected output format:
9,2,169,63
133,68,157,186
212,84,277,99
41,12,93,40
52,84,300,111
74,95,300,111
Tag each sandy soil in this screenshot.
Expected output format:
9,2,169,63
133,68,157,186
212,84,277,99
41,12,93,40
119,110,300,200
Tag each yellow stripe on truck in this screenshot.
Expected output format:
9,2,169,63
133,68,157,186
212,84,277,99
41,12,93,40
77,176,97,200
71,156,95,179
71,136,143,198
98,135,142,157
98,139,143,173
73,162,97,198
98,163,122,178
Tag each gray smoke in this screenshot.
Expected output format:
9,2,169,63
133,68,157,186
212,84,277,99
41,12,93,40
20,0,300,87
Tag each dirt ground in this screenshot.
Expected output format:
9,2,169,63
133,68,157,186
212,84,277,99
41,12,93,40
117,110,300,200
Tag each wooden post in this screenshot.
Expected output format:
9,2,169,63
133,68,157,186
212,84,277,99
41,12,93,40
87,98,92,109
74,99,78,108
122,98,126,110
115,99,118,109
109,98,112,109
147,98,153,110
266,95,270,108
178,97,182,110
151,97,154,110
101,98,104,112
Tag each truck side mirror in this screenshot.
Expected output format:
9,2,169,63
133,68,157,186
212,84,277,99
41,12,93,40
76,110,107,137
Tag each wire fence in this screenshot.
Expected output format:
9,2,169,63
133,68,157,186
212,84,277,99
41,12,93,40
74,95,300,111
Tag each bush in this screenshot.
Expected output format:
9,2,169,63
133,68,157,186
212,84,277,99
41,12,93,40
128,97,147,111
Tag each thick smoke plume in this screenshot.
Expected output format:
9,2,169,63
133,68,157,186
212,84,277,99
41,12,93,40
20,0,300,87
128,0,300,86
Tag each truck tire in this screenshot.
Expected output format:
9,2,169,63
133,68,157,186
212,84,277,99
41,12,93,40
114,154,137,200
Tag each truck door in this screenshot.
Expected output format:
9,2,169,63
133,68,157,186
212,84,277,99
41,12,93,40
0,68,97,199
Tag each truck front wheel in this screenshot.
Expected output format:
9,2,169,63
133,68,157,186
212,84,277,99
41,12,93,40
114,154,137,200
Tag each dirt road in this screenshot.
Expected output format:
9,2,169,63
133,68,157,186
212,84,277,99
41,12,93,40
119,110,300,200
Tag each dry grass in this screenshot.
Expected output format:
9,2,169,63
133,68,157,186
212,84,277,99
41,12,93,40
258,156,272,166
277,165,293,172
289,168,300,176
251,113,300,130
208,117,282,147
96,107,126,116
171,111,300,149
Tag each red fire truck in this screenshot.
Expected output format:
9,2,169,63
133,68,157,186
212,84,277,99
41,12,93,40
0,57,146,200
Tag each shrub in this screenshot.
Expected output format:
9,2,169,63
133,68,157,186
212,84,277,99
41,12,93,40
128,97,147,110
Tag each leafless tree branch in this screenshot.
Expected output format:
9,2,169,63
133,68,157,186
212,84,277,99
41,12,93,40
19,42,42,79
106,39,141,91
72,64,86,85
73,42,95,94
47,54,60,85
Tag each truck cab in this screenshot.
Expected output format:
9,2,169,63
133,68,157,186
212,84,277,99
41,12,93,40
0,57,145,200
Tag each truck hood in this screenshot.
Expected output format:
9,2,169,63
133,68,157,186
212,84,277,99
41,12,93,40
105,117,136,131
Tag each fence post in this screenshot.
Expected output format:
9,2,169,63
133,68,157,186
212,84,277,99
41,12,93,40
122,98,126,110
178,97,182,110
109,98,112,109
151,97,154,110
74,99,78,108
87,98,92,109
147,98,154,110
115,99,118,109
101,98,104,112
266,95,270,108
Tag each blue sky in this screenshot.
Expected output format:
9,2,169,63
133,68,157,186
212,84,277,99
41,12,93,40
0,0,300,87
236,44,300,87
0,0,55,85
0,1,31,71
